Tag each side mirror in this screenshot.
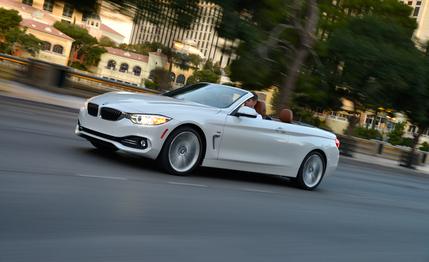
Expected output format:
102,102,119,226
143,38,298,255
235,106,258,118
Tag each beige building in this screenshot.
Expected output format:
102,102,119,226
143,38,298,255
130,1,236,68
401,0,429,41
0,0,125,46
97,47,168,86
21,18,73,66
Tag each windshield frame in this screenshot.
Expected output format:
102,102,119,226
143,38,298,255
162,83,250,109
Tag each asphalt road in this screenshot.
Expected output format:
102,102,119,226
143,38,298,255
0,96,428,262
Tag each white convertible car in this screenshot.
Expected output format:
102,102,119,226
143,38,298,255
76,83,339,190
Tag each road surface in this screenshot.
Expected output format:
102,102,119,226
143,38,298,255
0,96,428,262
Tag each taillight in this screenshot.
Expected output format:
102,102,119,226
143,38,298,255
335,138,340,148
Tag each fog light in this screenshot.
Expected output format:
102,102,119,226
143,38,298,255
140,139,147,148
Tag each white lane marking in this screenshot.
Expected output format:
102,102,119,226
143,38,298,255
167,181,208,188
241,188,275,194
76,174,128,180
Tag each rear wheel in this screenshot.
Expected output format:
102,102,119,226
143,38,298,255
294,151,325,190
159,126,203,176
90,140,118,153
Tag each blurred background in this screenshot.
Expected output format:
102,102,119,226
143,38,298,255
1,0,428,167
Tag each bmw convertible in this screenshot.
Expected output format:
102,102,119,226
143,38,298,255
76,83,339,190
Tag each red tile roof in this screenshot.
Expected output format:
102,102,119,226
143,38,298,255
21,19,74,41
105,47,148,62
101,24,124,38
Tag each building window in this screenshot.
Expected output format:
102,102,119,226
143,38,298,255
22,0,32,6
413,6,420,16
63,2,74,18
417,0,422,5
107,60,116,70
43,0,54,12
133,66,141,76
119,63,129,72
53,45,64,54
407,0,412,5
176,74,186,84
41,41,51,51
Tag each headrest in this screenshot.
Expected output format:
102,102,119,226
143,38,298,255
254,101,266,116
279,109,293,123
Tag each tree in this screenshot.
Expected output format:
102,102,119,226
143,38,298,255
0,8,42,56
187,60,221,84
397,60,429,167
147,68,172,91
99,36,117,47
320,13,421,134
0,8,21,34
53,21,105,67
187,70,220,84
173,53,202,70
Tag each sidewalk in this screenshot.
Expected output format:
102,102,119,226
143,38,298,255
0,78,84,110
341,152,429,176
1,79,428,176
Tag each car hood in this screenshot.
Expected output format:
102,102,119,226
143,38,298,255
89,92,219,114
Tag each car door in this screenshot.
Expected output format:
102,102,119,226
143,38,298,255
218,115,294,175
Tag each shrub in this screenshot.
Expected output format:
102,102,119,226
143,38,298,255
293,109,332,132
388,122,405,145
399,137,414,147
419,142,429,152
352,127,383,140
144,79,158,90
70,62,87,71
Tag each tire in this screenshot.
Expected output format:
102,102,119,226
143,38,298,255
159,126,203,176
90,140,118,153
294,151,326,190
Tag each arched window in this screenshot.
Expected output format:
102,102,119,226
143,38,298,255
170,72,176,82
176,74,186,84
41,41,51,51
52,44,63,54
133,66,141,76
107,60,116,70
119,63,129,72
22,0,33,6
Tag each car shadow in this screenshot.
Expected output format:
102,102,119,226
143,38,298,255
194,167,298,189
74,146,303,190
76,147,163,173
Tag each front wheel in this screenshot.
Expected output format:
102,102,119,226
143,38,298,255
294,151,326,190
159,126,203,176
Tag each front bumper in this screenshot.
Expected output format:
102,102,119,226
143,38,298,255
75,108,170,159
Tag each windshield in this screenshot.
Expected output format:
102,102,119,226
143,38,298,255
163,83,247,108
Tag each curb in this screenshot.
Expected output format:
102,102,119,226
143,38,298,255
339,155,429,177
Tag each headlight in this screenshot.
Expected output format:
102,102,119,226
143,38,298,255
126,114,171,125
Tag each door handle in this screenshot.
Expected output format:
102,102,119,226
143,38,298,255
275,127,287,134
212,133,221,149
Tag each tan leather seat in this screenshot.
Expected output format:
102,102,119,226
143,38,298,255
254,101,266,117
279,109,293,123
